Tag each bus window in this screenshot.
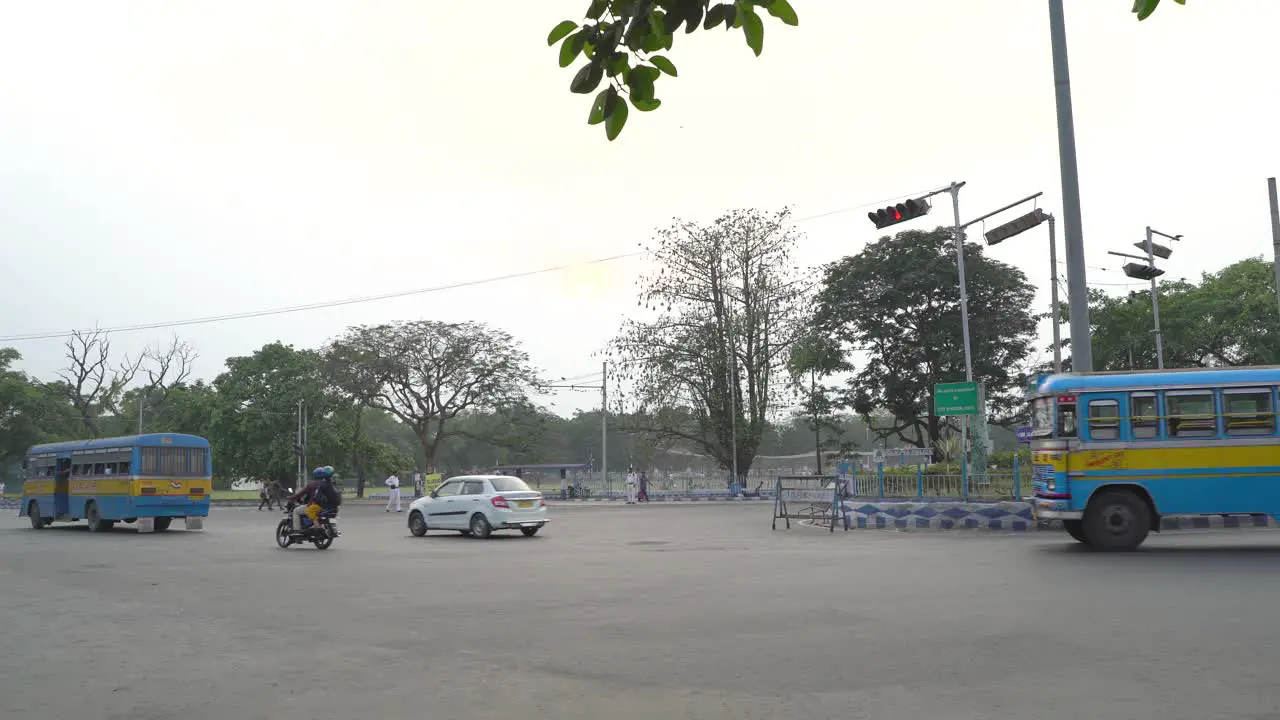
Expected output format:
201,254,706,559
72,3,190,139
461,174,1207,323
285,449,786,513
1087,400,1120,440
1130,393,1158,439
1058,401,1078,438
116,461,131,475
93,463,106,475
1224,388,1275,436
1166,390,1217,438
1031,397,1054,436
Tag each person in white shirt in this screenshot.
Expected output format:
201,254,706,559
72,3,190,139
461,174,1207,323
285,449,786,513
625,469,638,504
385,473,402,513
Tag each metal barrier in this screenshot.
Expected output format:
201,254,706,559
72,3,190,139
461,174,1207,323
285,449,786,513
843,460,1030,502
772,475,845,533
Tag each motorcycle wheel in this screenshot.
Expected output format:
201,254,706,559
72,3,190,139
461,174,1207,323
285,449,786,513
313,533,334,550
275,518,293,548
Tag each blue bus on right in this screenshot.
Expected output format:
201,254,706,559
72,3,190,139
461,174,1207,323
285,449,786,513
1029,366,1280,550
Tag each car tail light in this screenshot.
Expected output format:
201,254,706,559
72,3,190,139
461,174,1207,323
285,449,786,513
491,496,510,508
538,496,546,507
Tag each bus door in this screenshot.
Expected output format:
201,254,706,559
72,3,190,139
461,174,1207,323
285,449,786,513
54,458,71,517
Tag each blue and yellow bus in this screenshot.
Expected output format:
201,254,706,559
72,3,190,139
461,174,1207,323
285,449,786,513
1029,366,1280,550
19,433,212,533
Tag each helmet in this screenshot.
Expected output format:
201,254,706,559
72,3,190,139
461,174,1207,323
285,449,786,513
312,467,327,479
322,465,335,478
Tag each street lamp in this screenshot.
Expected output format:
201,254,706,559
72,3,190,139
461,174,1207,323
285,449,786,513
983,206,1062,373
1107,227,1181,369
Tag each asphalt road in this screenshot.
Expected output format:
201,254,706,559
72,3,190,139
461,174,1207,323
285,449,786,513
2,503,1280,719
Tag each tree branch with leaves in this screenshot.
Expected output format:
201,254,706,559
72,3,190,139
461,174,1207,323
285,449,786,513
547,0,798,140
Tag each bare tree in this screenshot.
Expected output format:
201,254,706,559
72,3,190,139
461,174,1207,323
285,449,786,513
608,207,810,483
58,329,142,436
330,321,543,470
138,335,198,407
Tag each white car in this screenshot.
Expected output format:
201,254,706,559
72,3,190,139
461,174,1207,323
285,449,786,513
407,475,548,539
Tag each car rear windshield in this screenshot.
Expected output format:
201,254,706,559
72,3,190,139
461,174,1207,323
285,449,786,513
489,477,532,492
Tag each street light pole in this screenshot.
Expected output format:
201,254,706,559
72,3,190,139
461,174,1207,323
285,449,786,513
1047,0,1092,372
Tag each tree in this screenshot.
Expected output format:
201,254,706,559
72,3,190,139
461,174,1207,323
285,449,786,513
330,321,543,471
211,342,350,490
56,329,142,437
0,349,70,475
609,207,809,482
547,0,799,140
1083,257,1280,370
813,227,1038,455
786,330,850,474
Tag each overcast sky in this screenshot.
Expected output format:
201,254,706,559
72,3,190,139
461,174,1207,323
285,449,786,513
1,1,1277,417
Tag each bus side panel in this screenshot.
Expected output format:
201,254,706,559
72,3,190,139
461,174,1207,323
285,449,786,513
70,478,133,520
1069,444,1280,516
19,479,55,518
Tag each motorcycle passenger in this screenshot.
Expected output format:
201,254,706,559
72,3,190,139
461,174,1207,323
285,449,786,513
290,467,329,532
314,467,342,517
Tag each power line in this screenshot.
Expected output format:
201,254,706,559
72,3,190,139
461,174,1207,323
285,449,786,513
0,251,644,342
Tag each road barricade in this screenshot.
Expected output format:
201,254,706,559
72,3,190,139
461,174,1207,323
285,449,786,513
771,475,847,533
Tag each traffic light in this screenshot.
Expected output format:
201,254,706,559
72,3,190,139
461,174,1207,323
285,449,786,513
868,197,931,230
1133,241,1172,260
1122,262,1165,281
985,209,1047,246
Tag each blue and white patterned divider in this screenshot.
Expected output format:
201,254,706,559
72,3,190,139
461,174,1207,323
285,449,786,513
840,501,1043,531
0,496,19,511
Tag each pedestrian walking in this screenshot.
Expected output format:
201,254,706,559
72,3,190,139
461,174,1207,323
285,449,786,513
625,468,638,504
258,480,278,511
385,472,402,513
638,471,649,503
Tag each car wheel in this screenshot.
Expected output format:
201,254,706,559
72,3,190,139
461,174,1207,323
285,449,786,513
153,517,172,532
408,510,428,537
469,513,492,539
520,526,540,537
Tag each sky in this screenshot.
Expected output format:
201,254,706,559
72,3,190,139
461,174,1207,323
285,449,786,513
1,0,1278,418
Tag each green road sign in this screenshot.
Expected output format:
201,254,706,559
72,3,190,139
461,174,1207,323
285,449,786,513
935,381,980,416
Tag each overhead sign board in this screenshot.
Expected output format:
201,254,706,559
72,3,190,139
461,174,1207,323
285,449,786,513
934,381,980,416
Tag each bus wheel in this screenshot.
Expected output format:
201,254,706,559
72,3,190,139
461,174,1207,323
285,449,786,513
153,517,172,532
85,502,115,533
1063,520,1088,544
28,502,45,529
1082,490,1151,551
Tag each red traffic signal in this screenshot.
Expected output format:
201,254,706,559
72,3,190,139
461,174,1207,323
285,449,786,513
868,197,931,230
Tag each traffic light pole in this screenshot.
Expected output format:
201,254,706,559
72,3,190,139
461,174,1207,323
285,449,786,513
1144,226,1165,370
948,182,977,489
1268,177,1280,323
1048,214,1063,373
1048,0,1093,373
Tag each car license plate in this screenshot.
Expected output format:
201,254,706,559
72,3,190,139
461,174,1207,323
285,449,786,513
516,501,534,509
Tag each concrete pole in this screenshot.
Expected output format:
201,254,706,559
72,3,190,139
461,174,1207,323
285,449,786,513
1048,0,1093,372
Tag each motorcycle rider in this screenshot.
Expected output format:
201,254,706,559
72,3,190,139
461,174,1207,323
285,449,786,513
289,467,329,533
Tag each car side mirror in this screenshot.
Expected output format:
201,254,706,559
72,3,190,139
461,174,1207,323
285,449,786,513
429,490,439,498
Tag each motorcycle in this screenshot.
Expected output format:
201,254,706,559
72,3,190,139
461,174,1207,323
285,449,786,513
276,502,340,550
